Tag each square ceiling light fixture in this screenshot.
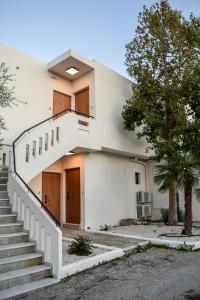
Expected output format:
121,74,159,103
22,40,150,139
65,67,79,75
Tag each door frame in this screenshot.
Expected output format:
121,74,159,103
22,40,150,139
65,167,81,225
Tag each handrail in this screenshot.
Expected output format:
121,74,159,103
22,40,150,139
12,108,94,227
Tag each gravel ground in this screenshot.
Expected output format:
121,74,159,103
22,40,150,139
17,248,200,300
111,225,200,242
62,240,107,265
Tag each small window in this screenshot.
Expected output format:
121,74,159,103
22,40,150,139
45,133,48,151
32,141,36,158
51,130,54,146
39,137,42,155
56,127,60,142
135,172,141,185
25,145,30,162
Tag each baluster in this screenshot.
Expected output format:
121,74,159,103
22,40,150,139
25,207,30,230
41,226,45,251
30,213,35,239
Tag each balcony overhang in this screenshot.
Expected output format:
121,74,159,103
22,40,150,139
47,49,94,81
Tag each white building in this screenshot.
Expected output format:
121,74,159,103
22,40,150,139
0,44,200,287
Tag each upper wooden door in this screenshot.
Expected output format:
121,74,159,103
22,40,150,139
66,168,80,224
75,87,89,116
53,90,71,117
42,172,61,222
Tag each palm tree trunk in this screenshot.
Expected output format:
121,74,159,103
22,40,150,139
184,186,192,236
168,182,177,225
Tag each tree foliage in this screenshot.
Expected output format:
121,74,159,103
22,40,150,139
0,62,16,134
122,0,200,161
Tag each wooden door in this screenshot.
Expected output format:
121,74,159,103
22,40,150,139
42,172,61,222
66,168,80,224
75,88,89,116
53,90,71,117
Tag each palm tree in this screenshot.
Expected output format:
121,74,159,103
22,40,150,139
154,153,200,236
154,159,178,226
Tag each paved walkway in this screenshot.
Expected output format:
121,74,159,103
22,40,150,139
62,228,145,249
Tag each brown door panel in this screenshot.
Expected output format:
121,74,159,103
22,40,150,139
53,90,71,117
66,168,80,224
42,172,61,222
75,88,89,116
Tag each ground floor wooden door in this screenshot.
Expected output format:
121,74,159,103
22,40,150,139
42,172,61,222
53,90,71,117
75,87,89,115
66,168,80,224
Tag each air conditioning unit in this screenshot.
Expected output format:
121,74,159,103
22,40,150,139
137,204,151,219
137,191,151,204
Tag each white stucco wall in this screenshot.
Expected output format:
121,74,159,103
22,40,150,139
0,44,94,145
84,152,147,229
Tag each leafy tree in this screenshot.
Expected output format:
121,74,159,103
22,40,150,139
122,0,200,225
154,153,200,235
0,62,16,137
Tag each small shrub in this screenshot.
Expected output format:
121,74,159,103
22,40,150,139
99,224,111,231
160,208,169,225
176,242,194,251
68,235,93,256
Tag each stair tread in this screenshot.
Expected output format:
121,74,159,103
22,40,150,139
0,253,42,265
0,207,11,209
0,264,50,280
0,277,59,300
0,242,35,250
0,223,22,227
0,232,28,238
0,214,16,217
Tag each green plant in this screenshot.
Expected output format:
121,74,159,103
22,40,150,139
68,235,93,256
160,208,169,225
176,242,194,251
99,224,111,231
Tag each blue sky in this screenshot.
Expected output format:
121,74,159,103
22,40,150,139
1,0,199,77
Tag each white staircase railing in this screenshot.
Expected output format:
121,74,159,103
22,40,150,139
13,109,98,183
8,173,63,278
8,108,99,278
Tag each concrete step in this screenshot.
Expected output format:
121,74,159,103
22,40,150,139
0,185,7,192
0,264,51,290
0,277,59,300
0,253,43,273
0,232,29,246
0,178,8,184
0,214,17,224
0,201,9,207
0,242,35,258
0,193,8,200
0,173,8,179
0,223,23,234
0,206,11,215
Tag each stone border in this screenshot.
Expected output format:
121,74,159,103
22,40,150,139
86,229,200,250
61,238,124,279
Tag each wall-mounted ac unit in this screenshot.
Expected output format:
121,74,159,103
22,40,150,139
137,204,151,219
137,191,151,204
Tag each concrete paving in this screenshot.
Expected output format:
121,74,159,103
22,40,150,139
18,248,200,300
62,228,145,249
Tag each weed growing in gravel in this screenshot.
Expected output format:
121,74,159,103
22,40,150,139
176,242,194,251
99,224,112,231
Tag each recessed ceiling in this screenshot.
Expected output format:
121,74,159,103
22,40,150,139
47,49,94,81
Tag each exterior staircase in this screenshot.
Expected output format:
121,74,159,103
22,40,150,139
0,168,59,300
